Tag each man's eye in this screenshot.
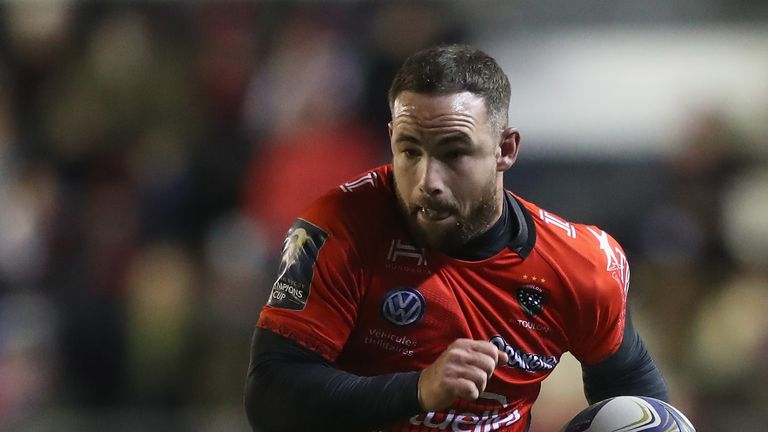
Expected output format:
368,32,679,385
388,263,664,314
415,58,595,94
403,149,420,158
444,151,464,160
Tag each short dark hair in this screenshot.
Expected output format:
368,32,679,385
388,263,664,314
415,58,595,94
388,44,511,131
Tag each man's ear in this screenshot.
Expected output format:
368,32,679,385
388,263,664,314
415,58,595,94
388,122,393,139
496,128,521,171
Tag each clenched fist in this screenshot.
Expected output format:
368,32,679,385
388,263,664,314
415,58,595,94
417,339,509,412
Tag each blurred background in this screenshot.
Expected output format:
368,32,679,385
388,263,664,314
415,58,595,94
0,1,766,431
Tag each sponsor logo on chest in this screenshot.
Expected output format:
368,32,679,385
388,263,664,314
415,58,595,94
490,334,559,372
384,239,430,274
380,287,425,327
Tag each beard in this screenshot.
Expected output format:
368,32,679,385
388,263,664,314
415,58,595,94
394,175,500,253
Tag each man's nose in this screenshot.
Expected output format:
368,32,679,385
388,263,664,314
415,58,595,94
418,157,445,196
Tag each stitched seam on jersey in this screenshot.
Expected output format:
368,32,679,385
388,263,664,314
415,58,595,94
257,318,339,362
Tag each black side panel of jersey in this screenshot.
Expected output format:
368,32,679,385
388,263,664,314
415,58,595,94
581,311,669,404
245,328,422,432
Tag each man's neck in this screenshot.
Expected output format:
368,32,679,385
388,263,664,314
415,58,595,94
447,191,515,261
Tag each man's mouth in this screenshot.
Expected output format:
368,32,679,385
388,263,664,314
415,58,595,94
416,206,452,221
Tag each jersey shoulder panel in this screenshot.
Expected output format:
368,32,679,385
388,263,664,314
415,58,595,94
515,195,629,363
299,165,397,241
515,195,628,296
257,166,401,361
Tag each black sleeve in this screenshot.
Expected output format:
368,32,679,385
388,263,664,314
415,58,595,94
244,327,423,432
581,310,669,404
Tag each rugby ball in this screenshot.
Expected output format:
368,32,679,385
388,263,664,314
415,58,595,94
560,396,695,432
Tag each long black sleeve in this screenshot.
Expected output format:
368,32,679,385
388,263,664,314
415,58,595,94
581,311,669,404
244,328,423,432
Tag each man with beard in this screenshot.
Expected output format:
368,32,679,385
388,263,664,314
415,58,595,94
245,45,668,432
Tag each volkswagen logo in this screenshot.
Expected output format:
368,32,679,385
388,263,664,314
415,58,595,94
380,288,425,327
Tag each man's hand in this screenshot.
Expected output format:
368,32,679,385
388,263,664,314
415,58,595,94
417,339,509,412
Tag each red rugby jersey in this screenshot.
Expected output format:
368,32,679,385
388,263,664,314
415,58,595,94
258,165,629,432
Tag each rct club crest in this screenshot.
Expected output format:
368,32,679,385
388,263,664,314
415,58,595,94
517,285,545,317
380,288,425,327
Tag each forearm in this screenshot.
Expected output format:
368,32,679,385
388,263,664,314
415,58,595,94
581,312,669,404
244,328,422,432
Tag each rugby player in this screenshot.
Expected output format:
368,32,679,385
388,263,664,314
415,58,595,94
245,45,668,432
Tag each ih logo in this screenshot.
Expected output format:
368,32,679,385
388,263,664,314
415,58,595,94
380,288,425,327
516,285,545,317
387,239,428,266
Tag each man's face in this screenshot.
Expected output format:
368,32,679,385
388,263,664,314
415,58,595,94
390,91,508,252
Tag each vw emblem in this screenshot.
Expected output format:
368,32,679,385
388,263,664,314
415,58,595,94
380,288,425,327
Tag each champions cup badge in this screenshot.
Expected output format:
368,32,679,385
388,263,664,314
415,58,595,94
268,219,328,311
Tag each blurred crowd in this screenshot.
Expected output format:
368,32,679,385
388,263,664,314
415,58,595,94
0,2,766,432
